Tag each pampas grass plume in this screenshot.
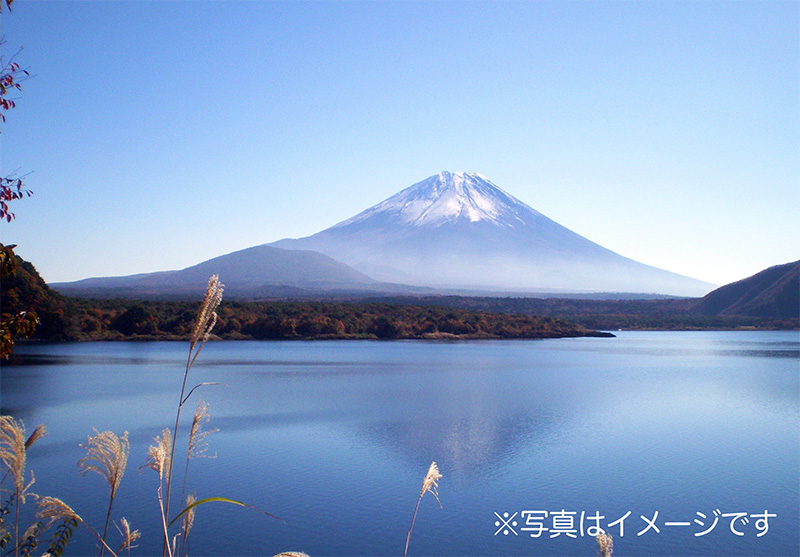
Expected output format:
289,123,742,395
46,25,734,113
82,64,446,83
0,415,29,496
419,461,442,505
189,275,224,356
596,532,613,556
24,424,47,450
141,429,173,481
79,430,130,552
36,497,81,528
78,430,130,499
403,461,443,557
116,517,141,554
187,400,217,461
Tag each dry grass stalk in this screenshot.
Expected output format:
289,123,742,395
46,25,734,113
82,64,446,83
188,275,224,363
178,399,217,540
182,494,196,539
596,532,613,557
403,461,443,557
78,430,130,500
179,492,196,555
419,461,442,505
141,429,173,481
0,415,29,498
78,429,130,553
24,424,47,450
115,517,140,555
1,415,39,557
20,523,38,539
187,400,217,461
19,521,42,548
36,497,81,529
170,534,179,557
36,497,119,557
164,275,224,549
141,428,174,557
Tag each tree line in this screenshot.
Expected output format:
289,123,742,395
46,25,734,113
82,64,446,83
53,299,608,341
0,257,607,341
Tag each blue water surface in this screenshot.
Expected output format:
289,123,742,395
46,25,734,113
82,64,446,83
1,331,798,556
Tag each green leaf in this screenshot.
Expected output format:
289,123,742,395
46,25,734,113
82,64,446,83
167,497,282,528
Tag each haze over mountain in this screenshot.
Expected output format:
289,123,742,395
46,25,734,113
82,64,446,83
52,245,384,299
53,172,716,299
271,172,715,296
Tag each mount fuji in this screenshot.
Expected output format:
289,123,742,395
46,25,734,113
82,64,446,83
271,171,714,296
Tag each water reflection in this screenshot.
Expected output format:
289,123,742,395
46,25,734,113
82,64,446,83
359,410,558,477
3,333,798,556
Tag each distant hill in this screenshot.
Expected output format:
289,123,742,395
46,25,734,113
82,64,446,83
694,261,799,318
52,245,388,299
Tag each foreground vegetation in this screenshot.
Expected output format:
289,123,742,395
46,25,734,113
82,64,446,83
1,276,281,556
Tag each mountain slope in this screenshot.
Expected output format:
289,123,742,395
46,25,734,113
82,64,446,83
272,171,714,296
694,260,799,318
0,251,71,340
52,245,379,299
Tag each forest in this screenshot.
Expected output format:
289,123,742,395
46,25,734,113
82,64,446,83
3,254,796,349
60,299,611,341
0,257,609,341
369,295,800,331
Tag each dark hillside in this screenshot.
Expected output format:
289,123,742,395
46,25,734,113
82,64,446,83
694,261,799,318
0,254,71,340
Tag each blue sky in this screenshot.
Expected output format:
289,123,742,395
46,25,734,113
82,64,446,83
2,0,797,287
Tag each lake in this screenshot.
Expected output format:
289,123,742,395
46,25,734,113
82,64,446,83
2,331,798,556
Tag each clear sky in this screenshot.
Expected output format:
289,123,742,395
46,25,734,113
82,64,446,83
2,0,798,287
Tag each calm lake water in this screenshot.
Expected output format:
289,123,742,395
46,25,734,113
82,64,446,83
2,331,798,556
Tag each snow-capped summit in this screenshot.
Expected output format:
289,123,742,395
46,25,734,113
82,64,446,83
336,171,540,228
271,172,715,296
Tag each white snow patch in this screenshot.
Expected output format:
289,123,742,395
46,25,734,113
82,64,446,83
335,171,541,228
